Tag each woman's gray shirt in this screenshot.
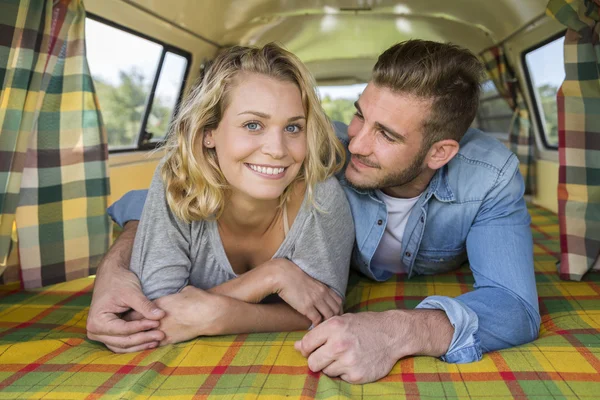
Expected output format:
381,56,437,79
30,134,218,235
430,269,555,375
130,166,355,301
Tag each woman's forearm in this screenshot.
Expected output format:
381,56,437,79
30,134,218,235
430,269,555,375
207,258,343,328
155,285,311,345
207,260,283,303
209,295,311,335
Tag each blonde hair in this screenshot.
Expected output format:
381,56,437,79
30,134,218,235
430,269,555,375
162,43,345,223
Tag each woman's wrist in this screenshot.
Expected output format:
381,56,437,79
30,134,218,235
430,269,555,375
263,258,292,294
179,287,229,336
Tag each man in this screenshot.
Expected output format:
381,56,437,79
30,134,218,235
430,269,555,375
86,40,540,383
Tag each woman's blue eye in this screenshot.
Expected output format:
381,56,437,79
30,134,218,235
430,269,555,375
286,125,301,133
246,122,260,131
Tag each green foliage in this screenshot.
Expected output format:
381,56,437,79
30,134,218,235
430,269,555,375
93,67,172,147
537,84,558,146
320,95,356,124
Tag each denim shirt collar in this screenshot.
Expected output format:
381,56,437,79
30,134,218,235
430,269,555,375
341,164,455,203
426,165,455,203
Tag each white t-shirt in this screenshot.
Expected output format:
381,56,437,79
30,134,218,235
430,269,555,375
371,190,422,274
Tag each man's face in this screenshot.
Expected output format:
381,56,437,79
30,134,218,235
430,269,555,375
345,83,432,196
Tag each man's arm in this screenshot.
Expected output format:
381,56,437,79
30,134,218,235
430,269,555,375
87,189,162,352
107,190,148,228
417,155,540,361
294,309,453,384
295,155,539,383
86,221,166,353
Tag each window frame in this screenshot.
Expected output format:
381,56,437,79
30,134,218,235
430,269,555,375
86,12,192,153
474,81,513,141
521,30,566,151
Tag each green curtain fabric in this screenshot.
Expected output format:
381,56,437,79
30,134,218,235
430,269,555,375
0,0,110,288
547,0,600,280
480,46,537,195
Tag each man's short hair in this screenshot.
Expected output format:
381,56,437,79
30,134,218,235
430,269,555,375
372,39,485,148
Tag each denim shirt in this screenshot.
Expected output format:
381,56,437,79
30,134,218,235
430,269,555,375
337,125,540,363
108,126,540,364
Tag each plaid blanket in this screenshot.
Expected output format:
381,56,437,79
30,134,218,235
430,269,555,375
0,204,598,399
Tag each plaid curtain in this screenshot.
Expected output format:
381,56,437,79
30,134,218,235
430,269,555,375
480,47,537,195
0,0,110,288
547,0,600,280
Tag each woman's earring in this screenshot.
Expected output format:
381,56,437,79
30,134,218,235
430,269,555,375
205,141,210,146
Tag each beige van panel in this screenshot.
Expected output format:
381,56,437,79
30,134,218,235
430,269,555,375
127,0,546,52
126,0,548,82
533,160,559,213
108,150,164,206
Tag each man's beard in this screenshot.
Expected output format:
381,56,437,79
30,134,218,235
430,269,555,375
345,144,429,192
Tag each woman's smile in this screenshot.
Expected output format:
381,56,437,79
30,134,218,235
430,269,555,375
245,163,288,179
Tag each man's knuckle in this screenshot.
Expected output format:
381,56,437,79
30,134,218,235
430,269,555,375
328,316,345,328
333,340,350,354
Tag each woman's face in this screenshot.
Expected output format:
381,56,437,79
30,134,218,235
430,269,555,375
205,73,307,202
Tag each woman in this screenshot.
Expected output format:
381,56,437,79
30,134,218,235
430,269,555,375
126,43,354,346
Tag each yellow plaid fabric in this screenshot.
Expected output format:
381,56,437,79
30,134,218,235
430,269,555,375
0,0,111,288
0,204,598,399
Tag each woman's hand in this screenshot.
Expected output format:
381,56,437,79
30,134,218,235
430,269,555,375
267,258,343,327
125,286,228,346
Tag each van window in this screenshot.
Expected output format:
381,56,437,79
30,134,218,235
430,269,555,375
318,84,367,124
85,16,189,151
146,52,188,143
474,80,514,138
523,35,565,149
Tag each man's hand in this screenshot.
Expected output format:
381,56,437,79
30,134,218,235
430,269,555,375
125,286,229,346
86,222,166,353
294,310,453,384
270,259,343,327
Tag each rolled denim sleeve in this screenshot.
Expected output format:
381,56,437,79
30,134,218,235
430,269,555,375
416,296,482,363
107,190,149,227
417,154,540,363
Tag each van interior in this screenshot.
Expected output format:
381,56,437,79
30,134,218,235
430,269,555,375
0,0,599,398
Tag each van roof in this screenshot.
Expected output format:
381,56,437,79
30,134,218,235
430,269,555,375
117,0,548,83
